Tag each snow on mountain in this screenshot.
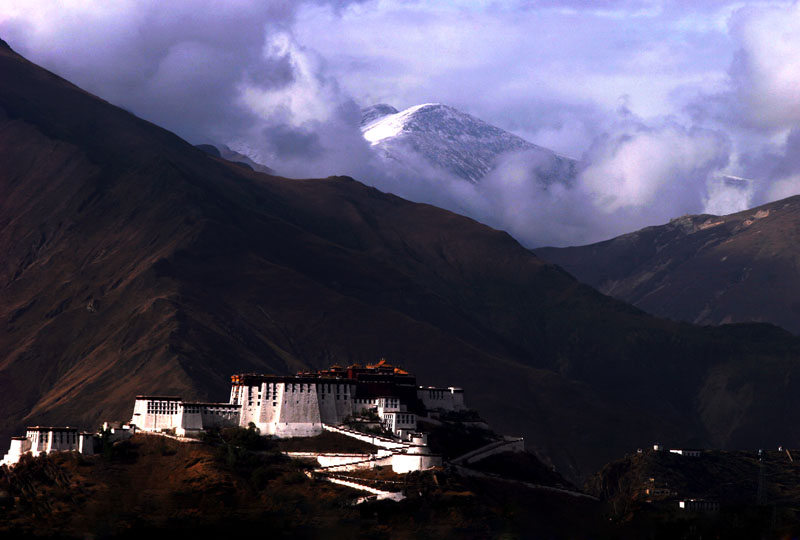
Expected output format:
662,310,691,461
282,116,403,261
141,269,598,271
360,103,576,184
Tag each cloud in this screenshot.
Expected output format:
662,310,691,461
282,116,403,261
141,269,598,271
703,176,754,216
765,175,800,202
346,113,732,247
261,125,325,159
292,0,731,139
736,128,800,205
0,0,357,146
0,0,389,185
3,0,798,248
727,2,800,132
579,122,730,214
469,120,731,246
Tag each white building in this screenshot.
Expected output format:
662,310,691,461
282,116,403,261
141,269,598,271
670,449,702,457
678,499,719,512
1,426,94,467
417,386,465,412
130,361,462,441
381,411,417,439
232,376,357,438
228,361,452,438
130,396,240,437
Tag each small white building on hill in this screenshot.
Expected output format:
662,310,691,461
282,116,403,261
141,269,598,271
129,396,240,436
1,426,94,467
418,386,466,412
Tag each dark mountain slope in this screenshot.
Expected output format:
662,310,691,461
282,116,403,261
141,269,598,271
3,40,800,480
536,198,800,335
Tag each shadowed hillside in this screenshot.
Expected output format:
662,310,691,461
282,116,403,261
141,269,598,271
3,38,800,481
0,434,608,539
536,198,800,335
586,448,800,538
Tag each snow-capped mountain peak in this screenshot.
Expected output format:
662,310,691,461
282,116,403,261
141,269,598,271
363,103,443,145
360,103,576,184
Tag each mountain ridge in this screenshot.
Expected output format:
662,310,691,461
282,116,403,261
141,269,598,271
535,195,800,334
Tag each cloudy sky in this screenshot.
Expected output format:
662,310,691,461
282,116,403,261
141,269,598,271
2,0,800,246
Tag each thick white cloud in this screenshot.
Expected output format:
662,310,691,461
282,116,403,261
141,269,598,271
579,123,730,213
766,175,800,201
729,2,800,131
467,122,731,246
704,176,755,216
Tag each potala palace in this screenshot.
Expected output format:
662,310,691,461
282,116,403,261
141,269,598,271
132,360,464,439
2,361,485,477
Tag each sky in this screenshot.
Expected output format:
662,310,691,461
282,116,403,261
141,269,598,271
2,0,800,246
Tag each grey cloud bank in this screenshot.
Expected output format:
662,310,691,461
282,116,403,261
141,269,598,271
2,0,800,246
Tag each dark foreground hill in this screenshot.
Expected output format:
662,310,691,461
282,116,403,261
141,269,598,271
6,433,794,539
4,38,800,481
0,433,608,539
536,197,800,334
586,447,800,538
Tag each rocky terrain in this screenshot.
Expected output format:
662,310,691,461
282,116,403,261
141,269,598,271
5,37,800,484
536,197,800,334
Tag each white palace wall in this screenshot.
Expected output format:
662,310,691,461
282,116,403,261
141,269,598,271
231,380,358,438
417,387,465,412
390,452,441,474
130,397,239,436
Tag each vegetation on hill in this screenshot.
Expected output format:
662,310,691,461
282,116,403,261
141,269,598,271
0,434,610,539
